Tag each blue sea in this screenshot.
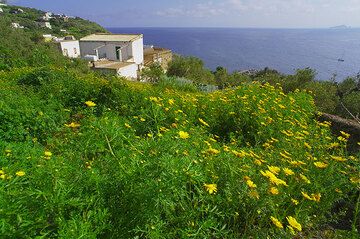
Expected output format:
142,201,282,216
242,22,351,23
108,27,360,81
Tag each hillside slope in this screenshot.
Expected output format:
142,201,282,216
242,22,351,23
0,4,107,39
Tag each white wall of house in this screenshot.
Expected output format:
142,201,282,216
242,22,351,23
132,38,144,65
80,39,144,67
60,40,80,58
117,64,138,79
38,21,52,29
80,41,133,62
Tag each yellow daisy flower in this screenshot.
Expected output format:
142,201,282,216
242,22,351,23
85,101,96,107
286,216,302,231
270,216,283,229
246,179,257,189
16,171,25,177
314,162,328,169
204,183,217,194
178,131,190,139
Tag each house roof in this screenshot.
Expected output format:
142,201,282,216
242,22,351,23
91,60,136,70
80,34,143,43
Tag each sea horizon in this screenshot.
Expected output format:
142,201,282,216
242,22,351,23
108,27,360,81
106,26,360,30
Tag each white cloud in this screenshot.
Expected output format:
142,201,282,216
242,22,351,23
156,2,225,18
154,0,360,27
227,0,317,14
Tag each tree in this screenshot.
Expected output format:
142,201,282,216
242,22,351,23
214,66,228,89
167,55,215,84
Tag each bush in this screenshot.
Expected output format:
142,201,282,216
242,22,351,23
141,63,165,83
167,55,215,84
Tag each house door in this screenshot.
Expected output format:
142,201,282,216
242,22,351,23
116,46,121,61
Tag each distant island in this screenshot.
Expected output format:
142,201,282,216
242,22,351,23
330,25,351,29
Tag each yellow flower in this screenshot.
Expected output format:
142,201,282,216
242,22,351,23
312,193,321,202
270,216,284,229
140,117,146,122
204,148,220,155
300,174,311,184
328,142,340,149
232,150,247,158
304,142,312,150
198,118,210,127
301,192,312,200
314,162,328,169
124,123,132,129
330,156,347,162
44,151,52,158
287,225,296,235
269,187,279,195
340,131,350,138
150,96,161,103
261,170,288,186
249,190,260,199
268,165,281,175
291,198,299,205
335,188,343,193
357,142,360,146
283,168,295,176
204,183,217,194
85,101,96,107
246,179,257,189
337,136,347,142
16,171,25,177
168,99,175,105
65,122,81,128
301,192,321,202
350,177,360,184
286,216,302,231
178,131,190,139
280,152,292,160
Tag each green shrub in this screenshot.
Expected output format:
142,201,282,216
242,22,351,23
167,55,215,84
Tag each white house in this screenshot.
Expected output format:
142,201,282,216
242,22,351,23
58,36,80,58
42,34,54,42
80,34,144,66
11,22,24,29
37,21,52,29
79,34,144,79
42,12,53,21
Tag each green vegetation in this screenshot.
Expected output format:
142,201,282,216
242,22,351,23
0,7,359,239
1,67,359,238
0,5,107,39
167,56,360,120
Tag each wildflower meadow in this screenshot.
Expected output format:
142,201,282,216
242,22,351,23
0,67,359,238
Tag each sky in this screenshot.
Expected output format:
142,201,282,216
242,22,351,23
8,0,360,28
